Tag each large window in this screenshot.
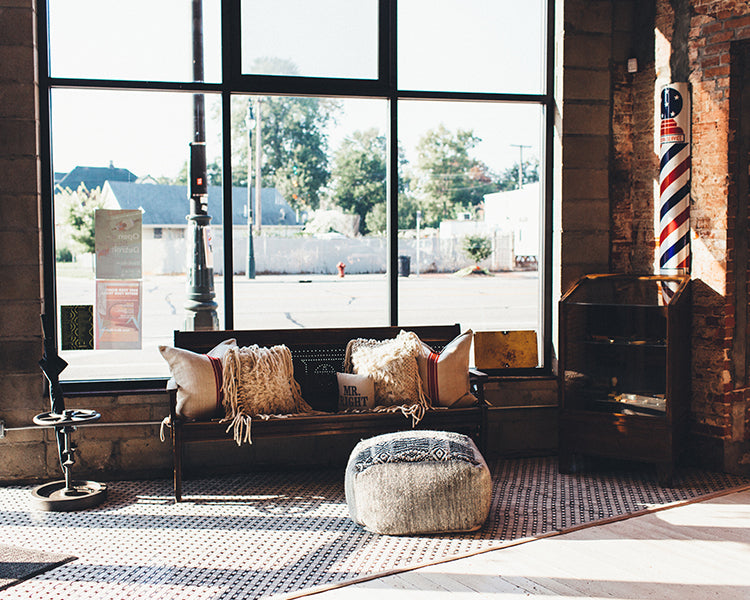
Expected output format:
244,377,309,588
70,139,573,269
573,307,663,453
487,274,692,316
40,0,553,384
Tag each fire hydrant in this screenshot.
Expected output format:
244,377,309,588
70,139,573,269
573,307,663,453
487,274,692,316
337,262,346,277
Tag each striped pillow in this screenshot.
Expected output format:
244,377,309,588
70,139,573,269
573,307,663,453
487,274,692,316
159,339,237,420
417,330,476,408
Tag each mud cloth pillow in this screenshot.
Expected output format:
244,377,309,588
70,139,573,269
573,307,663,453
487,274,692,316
417,330,476,408
159,338,237,420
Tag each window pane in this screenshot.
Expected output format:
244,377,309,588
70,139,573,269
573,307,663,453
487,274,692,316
231,95,389,329
397,100,544,365
52,89,224,380
48,0,221,82
398,0,546,94
240,0,379,79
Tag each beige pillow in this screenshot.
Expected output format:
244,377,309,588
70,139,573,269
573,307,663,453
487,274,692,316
159,338,237,420
345,330,423,407
417,330,476,408
336,372,375,411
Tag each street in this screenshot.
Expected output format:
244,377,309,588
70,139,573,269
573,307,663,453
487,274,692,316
57,271,541,380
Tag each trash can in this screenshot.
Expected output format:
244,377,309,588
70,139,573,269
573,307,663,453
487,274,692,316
398,255,411,277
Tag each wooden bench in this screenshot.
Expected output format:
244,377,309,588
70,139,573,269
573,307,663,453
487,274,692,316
165,324,489,501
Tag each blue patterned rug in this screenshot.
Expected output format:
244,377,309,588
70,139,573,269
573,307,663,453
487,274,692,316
0,456,747,599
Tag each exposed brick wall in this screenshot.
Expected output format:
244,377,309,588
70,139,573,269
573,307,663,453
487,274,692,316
686,0,750,461
575,0,750,472
653,1,749,469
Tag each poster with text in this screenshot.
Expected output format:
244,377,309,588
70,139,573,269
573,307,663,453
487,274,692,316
95,209,142,280
95,280,142,349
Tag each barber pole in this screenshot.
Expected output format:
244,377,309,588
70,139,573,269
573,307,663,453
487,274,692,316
659,83,691,276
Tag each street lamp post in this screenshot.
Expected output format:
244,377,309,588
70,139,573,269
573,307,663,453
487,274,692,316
253,97,262,236
416,210,421,277
184,0,218,331
246,103,255,279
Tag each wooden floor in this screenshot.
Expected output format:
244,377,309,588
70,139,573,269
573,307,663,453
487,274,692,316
301,487,750,599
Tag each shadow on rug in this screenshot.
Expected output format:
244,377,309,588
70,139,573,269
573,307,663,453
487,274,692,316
0,544,75,591
0,456,747,600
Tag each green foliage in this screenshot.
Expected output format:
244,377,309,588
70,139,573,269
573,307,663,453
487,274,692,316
64,185,105,254
363,193,419,234
56,246,73,263
496,159,540,191
329,129,386,234
462,234,493,264
411,124,498,227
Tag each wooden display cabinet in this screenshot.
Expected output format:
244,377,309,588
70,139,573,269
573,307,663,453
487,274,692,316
558,274,691,485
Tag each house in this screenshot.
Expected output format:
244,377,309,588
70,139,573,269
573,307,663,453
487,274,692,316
56,162,138,192
100,181,299,274
483,182,541,264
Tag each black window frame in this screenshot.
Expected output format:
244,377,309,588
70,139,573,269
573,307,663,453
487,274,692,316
38,0,556,393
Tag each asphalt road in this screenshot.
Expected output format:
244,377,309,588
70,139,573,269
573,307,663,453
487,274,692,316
57,271,540,380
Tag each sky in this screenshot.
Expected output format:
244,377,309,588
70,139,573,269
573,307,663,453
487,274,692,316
48,0,547,180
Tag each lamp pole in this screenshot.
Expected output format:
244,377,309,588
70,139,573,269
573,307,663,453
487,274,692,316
253,97,262,236
246,103,255,279
184,0,218,330
415,210,421,277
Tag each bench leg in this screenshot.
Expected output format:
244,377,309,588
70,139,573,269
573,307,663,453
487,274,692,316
172,420,182,502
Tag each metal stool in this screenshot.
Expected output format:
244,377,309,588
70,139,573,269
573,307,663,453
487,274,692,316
30,315,107,511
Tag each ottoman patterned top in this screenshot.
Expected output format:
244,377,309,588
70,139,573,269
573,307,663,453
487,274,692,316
348,430,484,473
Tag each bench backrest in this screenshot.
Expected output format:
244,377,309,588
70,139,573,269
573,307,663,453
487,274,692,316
173,324,461,412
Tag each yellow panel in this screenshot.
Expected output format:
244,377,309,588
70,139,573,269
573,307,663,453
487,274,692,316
474,330,538,369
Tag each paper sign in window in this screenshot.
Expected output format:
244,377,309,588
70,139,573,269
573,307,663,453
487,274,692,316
95,280,142,349
95,209,142,280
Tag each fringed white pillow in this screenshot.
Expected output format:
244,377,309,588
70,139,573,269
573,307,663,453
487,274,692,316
344,330,429,425
221,344,313,445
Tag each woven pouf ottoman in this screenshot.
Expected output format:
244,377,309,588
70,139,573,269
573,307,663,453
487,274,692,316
345,430,492,535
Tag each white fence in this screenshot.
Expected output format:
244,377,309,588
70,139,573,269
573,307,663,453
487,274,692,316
140,228,515,276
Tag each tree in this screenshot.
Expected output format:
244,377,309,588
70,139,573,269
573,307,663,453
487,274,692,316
186,59,339,210
329,129,387,234
364,192,419,234
328,128,416,234
63,184,106,254
411,125,498,227
462,234,493,265
497,158,540,191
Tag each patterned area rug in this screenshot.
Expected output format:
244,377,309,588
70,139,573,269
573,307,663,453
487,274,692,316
0,544,75,591
0,457,747,600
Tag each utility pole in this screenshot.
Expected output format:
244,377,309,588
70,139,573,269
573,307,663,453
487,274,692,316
510,144,531,190
184,0,218,330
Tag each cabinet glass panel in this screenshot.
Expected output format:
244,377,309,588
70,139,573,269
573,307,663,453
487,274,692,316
562,277,681,417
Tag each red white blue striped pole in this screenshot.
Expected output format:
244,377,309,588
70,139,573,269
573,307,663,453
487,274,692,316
659,83,691,276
